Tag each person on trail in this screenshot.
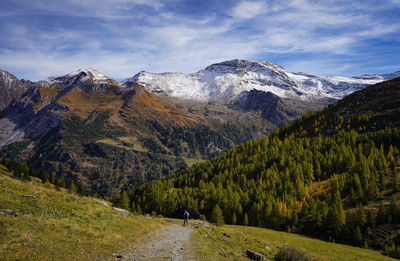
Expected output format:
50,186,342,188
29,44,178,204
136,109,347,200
183,210,189,226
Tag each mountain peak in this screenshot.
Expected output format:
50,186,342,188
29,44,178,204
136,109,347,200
69,68,107,80
0,69,19,84
203,59,284,74
128,59,399,102
64,67,110,83
46,68,114,86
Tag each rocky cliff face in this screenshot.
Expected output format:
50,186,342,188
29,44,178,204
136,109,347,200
232,90,308,126
0,70,31,110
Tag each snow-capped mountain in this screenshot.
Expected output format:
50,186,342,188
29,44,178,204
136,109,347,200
125,59,400,102
46,68,118,88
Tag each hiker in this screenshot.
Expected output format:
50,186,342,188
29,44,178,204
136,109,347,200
183,210,189,226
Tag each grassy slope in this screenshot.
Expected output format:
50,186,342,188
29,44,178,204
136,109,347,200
0,163,396,261
0,165,165,260
190,223,396,261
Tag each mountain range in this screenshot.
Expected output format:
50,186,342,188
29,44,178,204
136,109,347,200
127,59,400,102
0,59,398,193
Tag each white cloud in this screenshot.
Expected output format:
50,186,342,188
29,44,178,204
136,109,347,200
231,1,267,20
1,0,164,20
284,59,355,76
0,0,399,79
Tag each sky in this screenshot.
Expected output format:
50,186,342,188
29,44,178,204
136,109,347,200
0,0,399,81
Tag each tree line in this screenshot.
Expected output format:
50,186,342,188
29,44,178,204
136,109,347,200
0,158,85,195
129,114,400,257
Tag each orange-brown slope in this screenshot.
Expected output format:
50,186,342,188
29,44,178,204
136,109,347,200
57,83,205,134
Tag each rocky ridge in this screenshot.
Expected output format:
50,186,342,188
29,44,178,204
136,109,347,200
126,59,400,102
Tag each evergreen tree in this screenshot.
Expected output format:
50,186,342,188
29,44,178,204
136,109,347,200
50,171,56,184
232,213,237,225
112,190,121,207
376,203,386,225
244,212,249,226
388,195,400,223
136,205,143,215
59,178,66,188
353,226,362,245
77,183,85,195
120,191,130,210
366,210,375,228
356,204,367,226
393,164,399,192
326,206,342,235
69,180,77,193
54,177,60,187
211,204,224,226
131,200,136,213
39,169,49,183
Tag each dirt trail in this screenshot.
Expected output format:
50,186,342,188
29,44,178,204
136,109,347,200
120,224,195,260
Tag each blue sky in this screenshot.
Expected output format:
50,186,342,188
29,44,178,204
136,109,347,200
0,0,399,81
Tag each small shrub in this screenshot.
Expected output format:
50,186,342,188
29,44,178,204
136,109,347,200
200,214,206,221
274,246,317,261
44,180,52,189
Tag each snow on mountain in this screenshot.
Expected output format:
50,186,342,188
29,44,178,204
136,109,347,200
0,70,20,87
46,68,113,85
124,60,399,102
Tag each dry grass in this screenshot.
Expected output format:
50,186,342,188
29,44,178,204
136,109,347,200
96,136,148,152
0,166,165,261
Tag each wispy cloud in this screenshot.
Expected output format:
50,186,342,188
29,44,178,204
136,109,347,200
0,0,399,80
231,1,267,20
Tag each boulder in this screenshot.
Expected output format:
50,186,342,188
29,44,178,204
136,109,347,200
112,207,129,217
92,197,108,206
196,221,210,227
21,195,36,198
246,249,266,261
112,253,123,258
0,209,18,217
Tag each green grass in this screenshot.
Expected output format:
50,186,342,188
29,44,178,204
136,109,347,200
0,167,165,260
0,164,12,176
190,223,396,261
96,137,148,152
0,163,397,260
183,157,205,167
